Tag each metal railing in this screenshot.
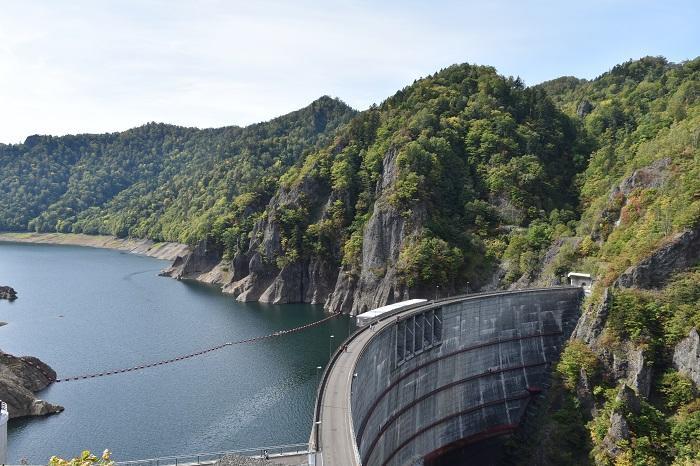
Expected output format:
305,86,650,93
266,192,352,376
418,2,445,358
309,297,432,451
115,443,309,466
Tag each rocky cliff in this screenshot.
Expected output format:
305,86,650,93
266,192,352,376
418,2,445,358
615,226,700,289
673,328,700,387
0,351,63,419
572,289,654,398
591,157,671,243
324,149,425,314
160,239,228,284
163,144,429,315
158,64,585,315
224,174,338,305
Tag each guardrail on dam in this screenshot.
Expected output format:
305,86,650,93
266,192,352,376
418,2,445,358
311,287,584,466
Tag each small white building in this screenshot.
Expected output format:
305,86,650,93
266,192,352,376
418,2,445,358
356,299,427,327
568,272,593,295
0,401,8,465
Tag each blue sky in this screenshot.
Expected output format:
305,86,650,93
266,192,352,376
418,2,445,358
0,0,697,143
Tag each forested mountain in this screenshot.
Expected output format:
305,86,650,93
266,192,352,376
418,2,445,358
520,56,700,465
210,63,588,313
1,56,699,464
0,96,356,242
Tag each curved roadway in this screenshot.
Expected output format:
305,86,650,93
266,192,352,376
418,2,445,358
311,294,477,466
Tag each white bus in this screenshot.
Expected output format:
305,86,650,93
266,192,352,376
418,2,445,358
355,299,428,327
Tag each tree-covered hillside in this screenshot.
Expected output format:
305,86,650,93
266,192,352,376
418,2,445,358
522,56,700,465
0,96,356,243
234,62,588,311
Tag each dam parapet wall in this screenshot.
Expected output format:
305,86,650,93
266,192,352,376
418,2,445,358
350,288,583,466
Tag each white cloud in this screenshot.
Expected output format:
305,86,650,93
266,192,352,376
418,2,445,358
0,0,697,143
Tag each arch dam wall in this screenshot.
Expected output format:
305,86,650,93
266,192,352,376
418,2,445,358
350,288,583,466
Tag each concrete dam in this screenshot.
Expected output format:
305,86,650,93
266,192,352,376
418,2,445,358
311,287,583,466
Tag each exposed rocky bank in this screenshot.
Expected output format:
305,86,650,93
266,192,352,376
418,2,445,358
0,232,189,261
0,350,63,419
161,147,435,315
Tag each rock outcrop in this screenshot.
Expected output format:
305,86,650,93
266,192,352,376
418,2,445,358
165,144,433,315
223,174,340,305
602,411,630,459
325,148,430,314
599,386,640,461
573,289,653,397
160,239,228,284
0,350,63,419
592,158,671,242
625,348,653,398
0,286,17,300
673,328,700,386
572,288,612,346
328,198,421,314
615,226,700,289
576,99,594,118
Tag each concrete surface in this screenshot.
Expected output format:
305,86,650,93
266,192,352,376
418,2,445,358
313,288,582,466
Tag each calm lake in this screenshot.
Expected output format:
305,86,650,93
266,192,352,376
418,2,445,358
0,242,352,463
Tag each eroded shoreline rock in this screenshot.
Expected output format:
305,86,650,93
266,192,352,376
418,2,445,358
0,350,63,419
0,285,17,300
0,232,189,261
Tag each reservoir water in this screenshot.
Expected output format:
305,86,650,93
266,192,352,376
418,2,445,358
0,242,352,463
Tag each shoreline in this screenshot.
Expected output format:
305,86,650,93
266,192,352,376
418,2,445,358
0,232,190,261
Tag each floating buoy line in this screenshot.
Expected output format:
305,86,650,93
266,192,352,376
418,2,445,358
10,313,339,383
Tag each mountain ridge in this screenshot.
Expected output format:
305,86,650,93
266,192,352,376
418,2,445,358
8,95,350,146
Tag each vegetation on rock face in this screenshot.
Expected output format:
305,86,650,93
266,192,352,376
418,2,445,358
588,387,670,466
521,56,700,286
574,274,700,465
603,271,700,356
670,401,700,464
261,63,586,295
525,56,700,465
530,269,700,465
557,339,600,390
1,64,585,296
